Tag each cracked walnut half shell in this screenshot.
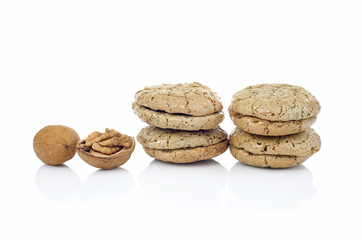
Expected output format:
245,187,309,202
76,129,135,169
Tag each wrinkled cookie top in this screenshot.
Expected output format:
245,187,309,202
230,84,321,121
229,128,321,157
135,82,223,116
137,126,227,150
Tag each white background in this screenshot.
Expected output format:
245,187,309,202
1,0,361,239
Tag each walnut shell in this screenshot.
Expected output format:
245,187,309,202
33,125,80,165
76,137,135,170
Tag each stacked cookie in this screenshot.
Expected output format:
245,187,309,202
133,82,228,163
228,84,321,168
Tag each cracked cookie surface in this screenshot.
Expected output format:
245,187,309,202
144,140,229,163
133,103,224,131
230,84,321,121
229,128,321,157
229,145,309,168
229,107,316,136
137,126,228,149
135,82,223,116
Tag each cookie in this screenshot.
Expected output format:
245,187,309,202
133,102,224,131
144,141,229,163
229,128,321,168
230,128,321,156
229,84,320,135
230,146,309,168
137,126,229,163
135,82,223,116
229,107,317,136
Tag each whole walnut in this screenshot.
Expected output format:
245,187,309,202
33,125,80,165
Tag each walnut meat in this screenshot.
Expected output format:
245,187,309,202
77,128,135,169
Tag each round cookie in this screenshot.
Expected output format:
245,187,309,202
229,84,320,135
137,126,229,163
230,146,309,168
144,141,229,163
229,127,321,168
135,82,223,116
229,107,317,136
231,84,321,121
138,126,228,149
229,128,321,157
133,103,224,131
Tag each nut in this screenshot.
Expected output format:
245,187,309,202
33,125,80,165
77,128,135,169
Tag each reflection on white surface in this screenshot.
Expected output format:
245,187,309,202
35,165,135,204
138,159,228,212
78,168,135,204
227,163,317,212
35,164,81,201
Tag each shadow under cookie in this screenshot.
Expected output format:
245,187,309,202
226,162,317,212
136,159,228,212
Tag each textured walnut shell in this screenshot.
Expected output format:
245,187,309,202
76,137,135,170
33,125,80,166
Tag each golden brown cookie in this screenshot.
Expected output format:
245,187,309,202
229,128,321,156
231,84,320,121
230,145,309,168
229,127,321,168
229,84,320,135
137,126,229,163
133,102,224,131
135,82,223,116
229,107,317,136
144,141,229,163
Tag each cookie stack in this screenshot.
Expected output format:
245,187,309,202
228,84,321,168
133,82,228,163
